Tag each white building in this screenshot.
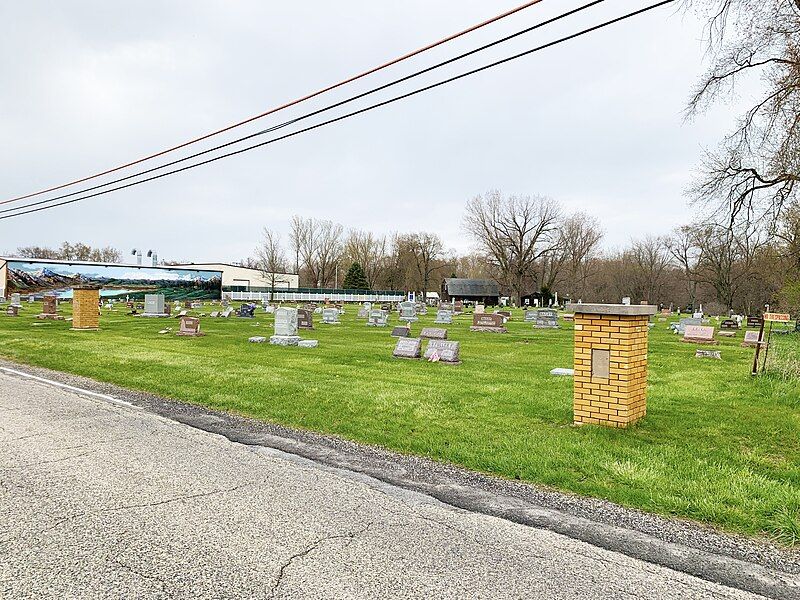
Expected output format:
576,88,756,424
171,263,298,291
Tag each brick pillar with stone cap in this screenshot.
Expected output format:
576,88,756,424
566,303,657,428
71,285,101,330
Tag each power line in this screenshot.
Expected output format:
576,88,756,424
0,0,675,221
2,0,607,215
2,0,547,205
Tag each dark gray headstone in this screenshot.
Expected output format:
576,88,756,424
298,308,314,329
391,326,410,338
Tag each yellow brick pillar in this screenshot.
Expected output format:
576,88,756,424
71,285,101,330
566,303,656,428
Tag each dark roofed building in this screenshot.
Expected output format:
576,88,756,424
441,278,500,305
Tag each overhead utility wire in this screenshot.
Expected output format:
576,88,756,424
0,0,675,221
2,0,607,215
2,0,546,205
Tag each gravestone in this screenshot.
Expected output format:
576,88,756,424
297,308,314,329
550,368,574,376
143,294,167,317
671,317,702,335
747,316,763,329
439,302,453,312
391,325,410,338
420,327,447,340
392,337,422,359
238,304,256,319
381,303,391,312
322,308,340,324
524,310,536,323
298,340,319,348
175,310,188,318
423,339,460,364
28,295,35,303
357,306,369,319
6,305,19,317
398,301,418,323
249,336,266,343
695,349,722,359
470,313,507,333
720,319,739,330
741,330,762,348
176,317,203,337
367,309,388,327
534,309,559,329
221,307,233,318
475,304,485,314
270,307,301,345
416,303,428,316
10,293,21,307
497,310,512,320
210,311,220,318
454,301,464,314
434,309,452,324
37,295,64,320
682,325,718,345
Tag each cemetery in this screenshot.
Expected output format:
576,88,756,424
1,299,799,545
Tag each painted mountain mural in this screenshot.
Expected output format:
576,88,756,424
6,261,222,300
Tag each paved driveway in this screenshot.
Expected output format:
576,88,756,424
0,371,766,599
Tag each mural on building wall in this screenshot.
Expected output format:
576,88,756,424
5,261,222,300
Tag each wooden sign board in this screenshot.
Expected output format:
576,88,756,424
764,313,791,322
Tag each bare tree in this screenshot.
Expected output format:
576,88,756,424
342,230,388,290
463,190,561,305
404,232,447,299
686,0,800,224
667,225,703,309
289,216,344,288
255,228,289,296
15,242,121,263
626,236,673,303
544,213,604,301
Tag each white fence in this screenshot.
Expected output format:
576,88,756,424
227,290,405,303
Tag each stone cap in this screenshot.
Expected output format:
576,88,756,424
566,303,657,316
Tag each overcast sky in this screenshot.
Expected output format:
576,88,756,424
0,1,743,263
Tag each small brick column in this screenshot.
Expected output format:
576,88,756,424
71,285,101,330
566,303,656,428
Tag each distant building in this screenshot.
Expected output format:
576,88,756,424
441,278,500,305
170,263,299,292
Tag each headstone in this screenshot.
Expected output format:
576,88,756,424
475,304,485,314
695,349,722,359
423,339,460,364
398,301,418,323
322,308,340,324
747,316,763,329
470,313,507,333
28,295,35,303
524,310,536,323
720,319,739,330
497,310,511,320
143,294,166,317
391,325,410,338
434,309,452,324
416,303,428,316
274,307,299,337
176,317,203,337
165,304,172,316
238,304,256,319
671,317,702,335
221,307,233,318
741,330,762,348
297,308,314,329
367,309,388,327
210,311,220,318
357,307,369,319
682,325,717,344
454,301,464,314
622,297,631,306
37,295,64,320
420,327,447,340
10,293,21,307
534,308,559,329
393,337,422,359
249,336,267,343
298,339,319,348
175,310,188,318
6,305,19,317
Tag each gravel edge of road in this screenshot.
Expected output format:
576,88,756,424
1,358,798,599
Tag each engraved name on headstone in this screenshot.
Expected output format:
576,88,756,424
392,337,421,359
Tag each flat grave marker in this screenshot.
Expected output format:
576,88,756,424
742,330,762,347
695,349,722,359
391,325,410,338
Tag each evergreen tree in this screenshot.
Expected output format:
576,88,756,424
342,262,369,290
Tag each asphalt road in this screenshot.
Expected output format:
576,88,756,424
0,370,771,599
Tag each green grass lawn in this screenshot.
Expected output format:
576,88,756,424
1,302,799,545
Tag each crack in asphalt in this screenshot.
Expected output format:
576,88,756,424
111,556,170,595
1,449,95,470
266,521,374,600
0,481,260,546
